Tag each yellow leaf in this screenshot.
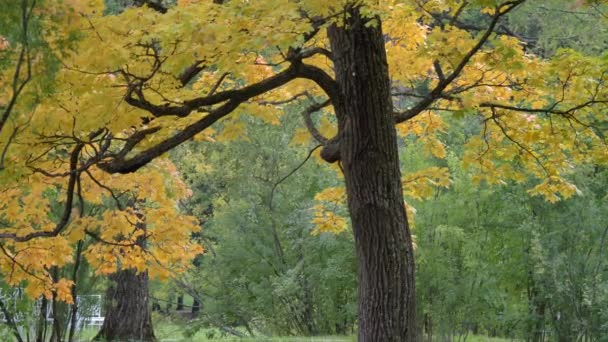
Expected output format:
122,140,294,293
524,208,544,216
290,128,312,146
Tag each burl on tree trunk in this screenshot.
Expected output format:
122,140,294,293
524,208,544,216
94,269,156,341
326,8,417,342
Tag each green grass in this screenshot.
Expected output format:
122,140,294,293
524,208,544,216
75,331,516,342
74,329,516,342
73,323,353,342
162,336,355,342
73,322,516,342
75,328,354,342
465,336,515,342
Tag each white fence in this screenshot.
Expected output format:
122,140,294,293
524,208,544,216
0,288,105,327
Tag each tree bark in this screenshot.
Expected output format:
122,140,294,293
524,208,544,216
94,269,156,341
326,8,417,342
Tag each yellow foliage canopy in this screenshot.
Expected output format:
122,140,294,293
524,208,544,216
1,0,608,299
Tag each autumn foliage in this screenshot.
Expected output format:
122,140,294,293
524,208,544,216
0,0,607,328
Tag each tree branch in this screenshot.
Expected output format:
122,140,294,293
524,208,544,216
102,61,337,173
395,0,526,123
0,0,36,136
301,97,332,145
0,143,83,242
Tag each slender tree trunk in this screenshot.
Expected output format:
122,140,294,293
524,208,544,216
191,298,200,317
50,267,63,342
94,269,156,341
424,312,434,342
326,8,417,342
68,240,84,342
50,296,62,342
176,294,184,311
299,254,317,336
36,297,48,342
0,298,24,342
164,299,172,314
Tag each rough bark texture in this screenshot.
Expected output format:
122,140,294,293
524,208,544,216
327,9,417,342
94,269,156,341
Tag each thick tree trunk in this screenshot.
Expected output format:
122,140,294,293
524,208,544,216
326,8,417,342
94,269,156,341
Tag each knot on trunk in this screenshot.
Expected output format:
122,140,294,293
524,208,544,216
320,139,341,163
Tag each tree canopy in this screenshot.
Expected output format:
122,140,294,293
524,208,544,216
1,0,608,341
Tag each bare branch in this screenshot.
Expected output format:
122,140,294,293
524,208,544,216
269,144,322,211
301,97,332,145
479,99,608,117
433,60,445,83
178,60,205,86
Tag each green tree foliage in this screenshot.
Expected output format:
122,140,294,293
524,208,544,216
173,114,357,336
407,117,608,341
508,0,608,56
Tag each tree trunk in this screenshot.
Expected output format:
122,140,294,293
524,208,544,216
0,298,24,342
68,240,84,342
326,8,417,342
50,267,63,342
36,297,48,342
191,298,200,317
176,294,184,311
94,269,156,341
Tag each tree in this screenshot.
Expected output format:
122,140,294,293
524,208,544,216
508,0,608,57
80,162,202,341
411,147,608,341
0,0,67,173
3,1,608,341
94,267,156,341
172,114,357,336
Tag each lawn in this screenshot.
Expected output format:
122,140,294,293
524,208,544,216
75,326,354,342
74,324,516,342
